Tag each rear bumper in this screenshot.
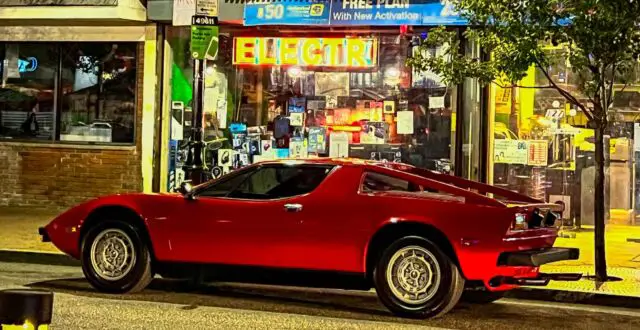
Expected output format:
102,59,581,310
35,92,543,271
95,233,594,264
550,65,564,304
38,227,51,242
497,247,579,267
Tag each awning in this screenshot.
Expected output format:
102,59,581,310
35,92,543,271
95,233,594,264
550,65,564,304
0,0,147,21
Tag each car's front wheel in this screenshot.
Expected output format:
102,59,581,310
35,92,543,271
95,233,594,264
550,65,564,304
374,236,465,318
81,220,153,293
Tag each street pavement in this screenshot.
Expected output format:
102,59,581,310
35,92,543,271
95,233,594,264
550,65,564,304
0,262,639,329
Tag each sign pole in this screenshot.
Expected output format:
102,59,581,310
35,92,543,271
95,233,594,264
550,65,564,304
184,1,219,185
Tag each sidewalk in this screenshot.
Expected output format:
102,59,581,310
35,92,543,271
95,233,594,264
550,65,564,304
0,207,59,253
0,207,639,297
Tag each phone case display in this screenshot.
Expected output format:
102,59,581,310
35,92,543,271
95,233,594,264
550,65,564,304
308,127,327,154
361,122,388,144
396,111,414,134
329,132,349,158
275,148,290,158
289,138,307,158
217,149,234,167
274,116,290,139
290,113,304,126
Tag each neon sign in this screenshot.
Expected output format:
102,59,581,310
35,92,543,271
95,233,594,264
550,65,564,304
17,57,38,73
233,37,378,68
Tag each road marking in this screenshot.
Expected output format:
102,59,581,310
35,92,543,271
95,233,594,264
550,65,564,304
498,299,640,317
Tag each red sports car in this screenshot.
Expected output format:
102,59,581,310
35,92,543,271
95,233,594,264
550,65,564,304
40,159,580,318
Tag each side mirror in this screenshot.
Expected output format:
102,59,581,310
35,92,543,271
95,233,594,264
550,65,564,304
178,181,195,200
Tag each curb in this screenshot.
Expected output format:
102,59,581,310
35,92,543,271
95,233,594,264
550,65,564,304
506,287,640,309
0,249,80,267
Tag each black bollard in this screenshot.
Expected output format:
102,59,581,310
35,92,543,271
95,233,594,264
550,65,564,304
0,289,53,329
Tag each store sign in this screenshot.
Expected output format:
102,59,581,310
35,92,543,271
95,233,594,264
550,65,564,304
233,37,378,68
528,140,549,167
243,0,466,26
330,0,466,26
17,57,37,73
494,139,528,165
244,0,331,26
190,16,219,60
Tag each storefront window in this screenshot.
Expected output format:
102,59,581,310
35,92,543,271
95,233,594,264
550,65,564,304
164,27,472,191
219,32,456,173
59,43,137,143
0,43,57,140
490,48,640,227
0,42,138,144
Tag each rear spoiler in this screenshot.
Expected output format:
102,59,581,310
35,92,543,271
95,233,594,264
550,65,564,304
370,165,506,208
382,163,542,204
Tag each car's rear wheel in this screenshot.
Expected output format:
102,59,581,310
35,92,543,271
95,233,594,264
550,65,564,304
374,236,465,319
460,289,505,304
81,220,153,293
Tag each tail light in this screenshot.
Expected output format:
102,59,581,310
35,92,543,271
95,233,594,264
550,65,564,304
511,209,560,232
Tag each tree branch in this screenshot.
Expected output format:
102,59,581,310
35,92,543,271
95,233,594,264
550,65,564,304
534,58,594,121
492,81,556,89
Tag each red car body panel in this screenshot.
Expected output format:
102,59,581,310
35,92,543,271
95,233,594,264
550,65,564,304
44,158,568,291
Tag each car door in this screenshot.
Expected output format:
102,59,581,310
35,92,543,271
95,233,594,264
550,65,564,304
179,163,337,268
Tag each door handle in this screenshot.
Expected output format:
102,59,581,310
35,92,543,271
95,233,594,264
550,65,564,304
284,204,303,212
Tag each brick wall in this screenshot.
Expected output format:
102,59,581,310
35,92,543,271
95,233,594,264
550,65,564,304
0,145,142,209
0,43,146,210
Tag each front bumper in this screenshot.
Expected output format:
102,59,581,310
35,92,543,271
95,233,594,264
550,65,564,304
38,227,50,242
497,247,579,267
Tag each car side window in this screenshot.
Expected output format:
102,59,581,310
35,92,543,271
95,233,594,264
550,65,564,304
197,169,254,198
361,172,421,193
227,165,334,200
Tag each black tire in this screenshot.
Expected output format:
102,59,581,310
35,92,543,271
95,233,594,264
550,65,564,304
80,219,153,293
374,236,465,319
460,289,505,304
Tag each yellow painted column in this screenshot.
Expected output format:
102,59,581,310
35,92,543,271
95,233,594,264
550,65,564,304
141,24,158,194
159,36,173,193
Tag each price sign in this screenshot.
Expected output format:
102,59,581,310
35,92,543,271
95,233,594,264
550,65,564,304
190,15,218,60
244,1,331,26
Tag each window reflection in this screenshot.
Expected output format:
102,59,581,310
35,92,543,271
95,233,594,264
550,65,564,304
0,43,57,140
59,43,137,143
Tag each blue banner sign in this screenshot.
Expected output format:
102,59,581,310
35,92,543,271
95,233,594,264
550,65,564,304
244,0,331,26
243,0,467,26
330,0,466,26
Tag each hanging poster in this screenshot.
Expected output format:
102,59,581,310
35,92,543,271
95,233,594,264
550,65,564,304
528,140,549,166
383,100,396,114
288,97,306,114
494,140,528,165
396,111,414,134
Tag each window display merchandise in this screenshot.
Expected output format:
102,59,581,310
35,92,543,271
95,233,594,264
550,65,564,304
167,30,456,189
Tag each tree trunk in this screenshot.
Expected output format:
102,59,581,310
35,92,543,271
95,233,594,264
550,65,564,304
593,123,608,281
509,85,519,136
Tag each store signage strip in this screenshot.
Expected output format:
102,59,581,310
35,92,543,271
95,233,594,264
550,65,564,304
330,0,466,26
244,0,332,26
243,0,467,26
233,37,378,68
